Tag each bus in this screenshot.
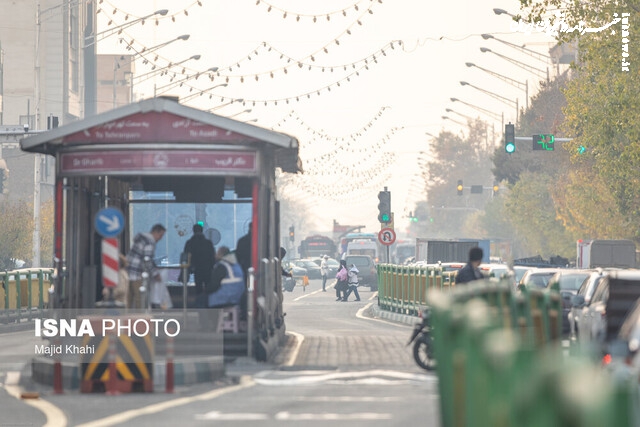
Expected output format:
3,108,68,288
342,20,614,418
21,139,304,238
299,235,337,259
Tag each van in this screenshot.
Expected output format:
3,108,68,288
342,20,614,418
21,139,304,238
346,239,379,262
344,255,378,291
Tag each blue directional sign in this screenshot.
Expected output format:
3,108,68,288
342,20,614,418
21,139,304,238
95,207,125,238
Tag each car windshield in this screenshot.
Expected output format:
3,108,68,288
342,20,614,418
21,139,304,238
299,260,318,268
556,273,590,291
526,272,557,288
346,257,371,268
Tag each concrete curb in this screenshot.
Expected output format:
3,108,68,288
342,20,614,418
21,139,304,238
29,356,226,392
367,303,420,326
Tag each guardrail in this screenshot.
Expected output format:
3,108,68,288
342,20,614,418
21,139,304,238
377,264,456,316
0,268,53,322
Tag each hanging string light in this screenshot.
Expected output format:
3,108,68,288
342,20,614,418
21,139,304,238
253,0,382,23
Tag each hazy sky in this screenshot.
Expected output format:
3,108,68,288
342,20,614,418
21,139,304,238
97,0,561,235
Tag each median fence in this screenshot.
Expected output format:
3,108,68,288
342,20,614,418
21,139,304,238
0,268,53,323
377,264,456,316
376,264,640,427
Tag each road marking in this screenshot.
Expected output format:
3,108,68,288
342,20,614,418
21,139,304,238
253,369,433,386
75,376,255,427
2,371,68,427
294,396,403,402
275,411,393,420
356,302,409,328
195,411,269,420
283,330,304,366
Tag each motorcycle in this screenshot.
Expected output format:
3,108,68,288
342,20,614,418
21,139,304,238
407,308,436,371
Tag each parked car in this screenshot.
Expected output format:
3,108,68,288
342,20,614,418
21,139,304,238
310,257,340,276
282,261,307,277
605,298,640,378
479,263,509,280
574,270,640,356
344,255,378,291
291,259,322,279
513,266,533,287
517,267,561,290
568,269,610,341
547,269,592,336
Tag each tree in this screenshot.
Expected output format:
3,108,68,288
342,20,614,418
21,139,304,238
0,200,35,269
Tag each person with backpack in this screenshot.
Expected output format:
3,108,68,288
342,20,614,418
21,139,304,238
335,260,348,301
342,264,361,302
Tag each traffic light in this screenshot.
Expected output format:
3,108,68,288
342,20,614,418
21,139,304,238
377,190,391,223
289,225,295,242
505,123,515,154
532,134,555,151
492,182,499,195
408,211,418,222
457,180,463,196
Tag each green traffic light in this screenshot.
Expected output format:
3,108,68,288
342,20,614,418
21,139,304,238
381,213,390,222
505,142,516,154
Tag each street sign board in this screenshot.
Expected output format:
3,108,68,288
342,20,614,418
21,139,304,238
95,207,125,238
378,228,396,246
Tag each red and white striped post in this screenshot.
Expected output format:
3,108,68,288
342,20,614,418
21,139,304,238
102,237,119,294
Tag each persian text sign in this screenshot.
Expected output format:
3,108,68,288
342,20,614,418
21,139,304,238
62,112,253,144
60,150,257,175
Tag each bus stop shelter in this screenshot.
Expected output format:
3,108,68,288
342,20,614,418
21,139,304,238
21,97,301,361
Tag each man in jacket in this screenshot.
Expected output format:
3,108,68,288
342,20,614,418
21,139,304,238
455,247,484,285
183,223,215,294
126,223,166,309
320,255,329,292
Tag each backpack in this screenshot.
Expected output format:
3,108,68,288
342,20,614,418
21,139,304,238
336,267,347,281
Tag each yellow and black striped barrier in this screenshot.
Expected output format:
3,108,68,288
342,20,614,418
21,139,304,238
80,316,154,393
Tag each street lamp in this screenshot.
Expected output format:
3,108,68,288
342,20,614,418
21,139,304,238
460,80,517,125
133,54,201,84
442,115,466,127
226,109,252,119
465,62,529,109
179,83,228,102
459,81,517,109
481,34,551,64
83,8,170,116
480,47,549,81
85,9,169,47
445,108,474,122
154,67,219,96
492,8,515,17
450,97,502,122
112,36,193,107
209,99,244,112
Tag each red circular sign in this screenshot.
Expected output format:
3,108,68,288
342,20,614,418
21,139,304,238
378,228,396,246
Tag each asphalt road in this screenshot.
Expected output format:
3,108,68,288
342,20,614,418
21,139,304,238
0,278,438,426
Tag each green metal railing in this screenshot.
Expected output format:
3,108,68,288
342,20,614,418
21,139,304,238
427,279,640,427
377,266,639,426
0,268,53,322
377,263,456,316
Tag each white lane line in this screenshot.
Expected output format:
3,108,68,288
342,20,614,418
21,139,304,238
2,371,68,427
356,302,408,328
195,411,269,420
75,376,255,427
275,411,393,420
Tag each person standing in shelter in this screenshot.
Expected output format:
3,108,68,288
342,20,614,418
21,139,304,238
320,255,330,292
126,223,166,309
343,264,361,302
455,246,484,285
183,223,215,295
235,222,252,279
204,246,246,308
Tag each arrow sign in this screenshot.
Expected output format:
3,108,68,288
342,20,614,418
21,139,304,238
378,228,396,246
95,207,125,238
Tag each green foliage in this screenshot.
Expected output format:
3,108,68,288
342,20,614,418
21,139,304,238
504,172,576,258
0,200,34,270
